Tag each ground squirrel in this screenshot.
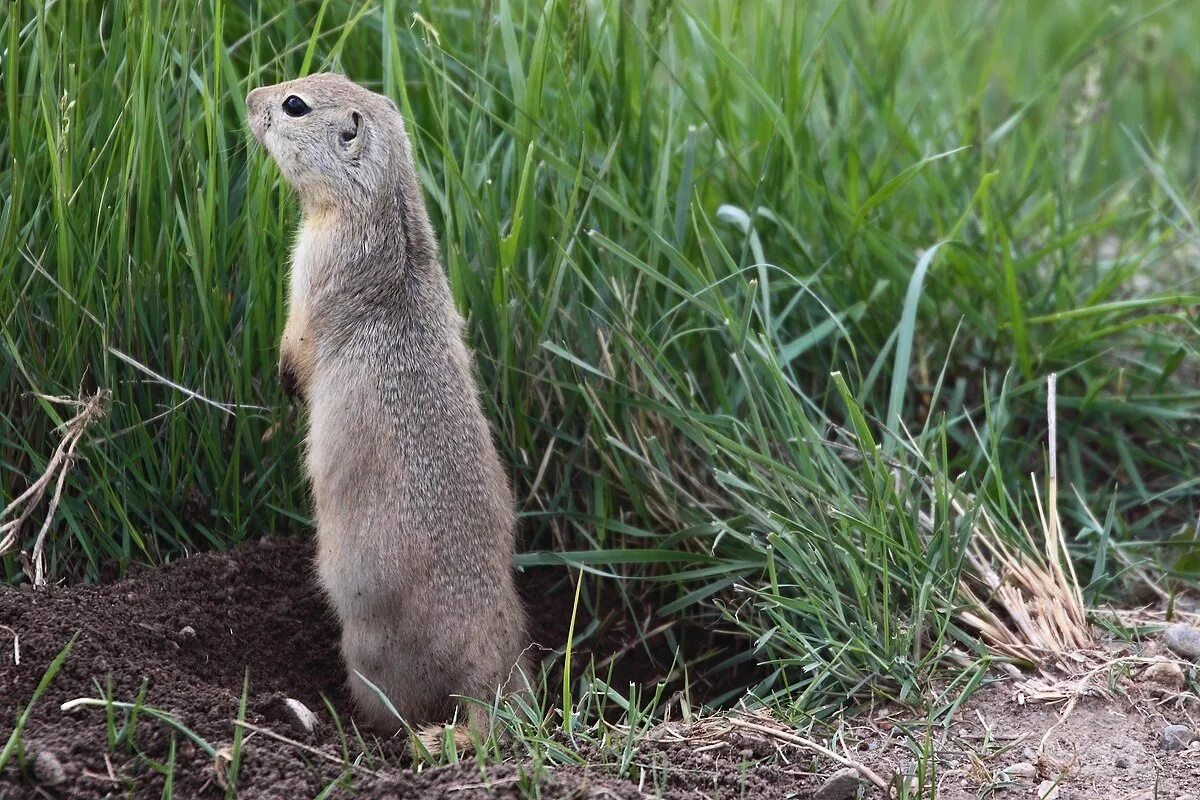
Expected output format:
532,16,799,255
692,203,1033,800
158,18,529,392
246,74,529,737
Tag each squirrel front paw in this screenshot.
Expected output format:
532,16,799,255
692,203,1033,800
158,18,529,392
279,358,301,400
279,309,313,403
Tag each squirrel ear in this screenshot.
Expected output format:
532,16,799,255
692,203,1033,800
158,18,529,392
339,111,363,152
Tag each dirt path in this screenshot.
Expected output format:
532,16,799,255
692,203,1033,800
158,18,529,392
3,538,1200,798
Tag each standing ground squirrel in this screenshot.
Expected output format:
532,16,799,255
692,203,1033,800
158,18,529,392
246,74,529,737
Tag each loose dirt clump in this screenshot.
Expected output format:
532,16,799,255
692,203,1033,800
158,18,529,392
3,538,343,798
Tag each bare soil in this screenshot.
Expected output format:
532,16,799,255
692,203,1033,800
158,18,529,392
3,538,1200,799
852,680,1200,799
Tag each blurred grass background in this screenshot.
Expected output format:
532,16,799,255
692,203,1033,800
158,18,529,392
2,0,1199,714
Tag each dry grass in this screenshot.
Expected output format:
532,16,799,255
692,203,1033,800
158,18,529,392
954,376,1094,667
0,390,108,584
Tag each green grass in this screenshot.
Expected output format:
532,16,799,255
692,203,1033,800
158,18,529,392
3,0,1199,727
25,657,983,798
0,635,75,776
49,656,715,798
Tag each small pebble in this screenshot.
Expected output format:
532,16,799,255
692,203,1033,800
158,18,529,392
31,750,66,786
1161,724,1197,751
178,625,197,640
813,767,861,800
998,662,1022,679
1142,661,1185,693
1037,779,1061,800
1165,623,1200,661
278,698,318,736
1006,762,1036,779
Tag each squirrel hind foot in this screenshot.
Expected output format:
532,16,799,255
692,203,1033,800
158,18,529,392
410,723,475,759
410,705,490,760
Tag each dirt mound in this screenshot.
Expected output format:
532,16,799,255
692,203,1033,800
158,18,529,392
0,537,791,799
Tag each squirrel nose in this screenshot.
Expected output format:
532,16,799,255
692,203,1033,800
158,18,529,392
246,87,266,114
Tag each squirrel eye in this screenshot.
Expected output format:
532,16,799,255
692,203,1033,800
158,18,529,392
282,95,311,117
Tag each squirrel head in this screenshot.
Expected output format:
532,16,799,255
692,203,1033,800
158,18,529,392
247,74,405,213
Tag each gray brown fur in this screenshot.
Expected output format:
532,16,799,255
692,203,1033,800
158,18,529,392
246,74,529,732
